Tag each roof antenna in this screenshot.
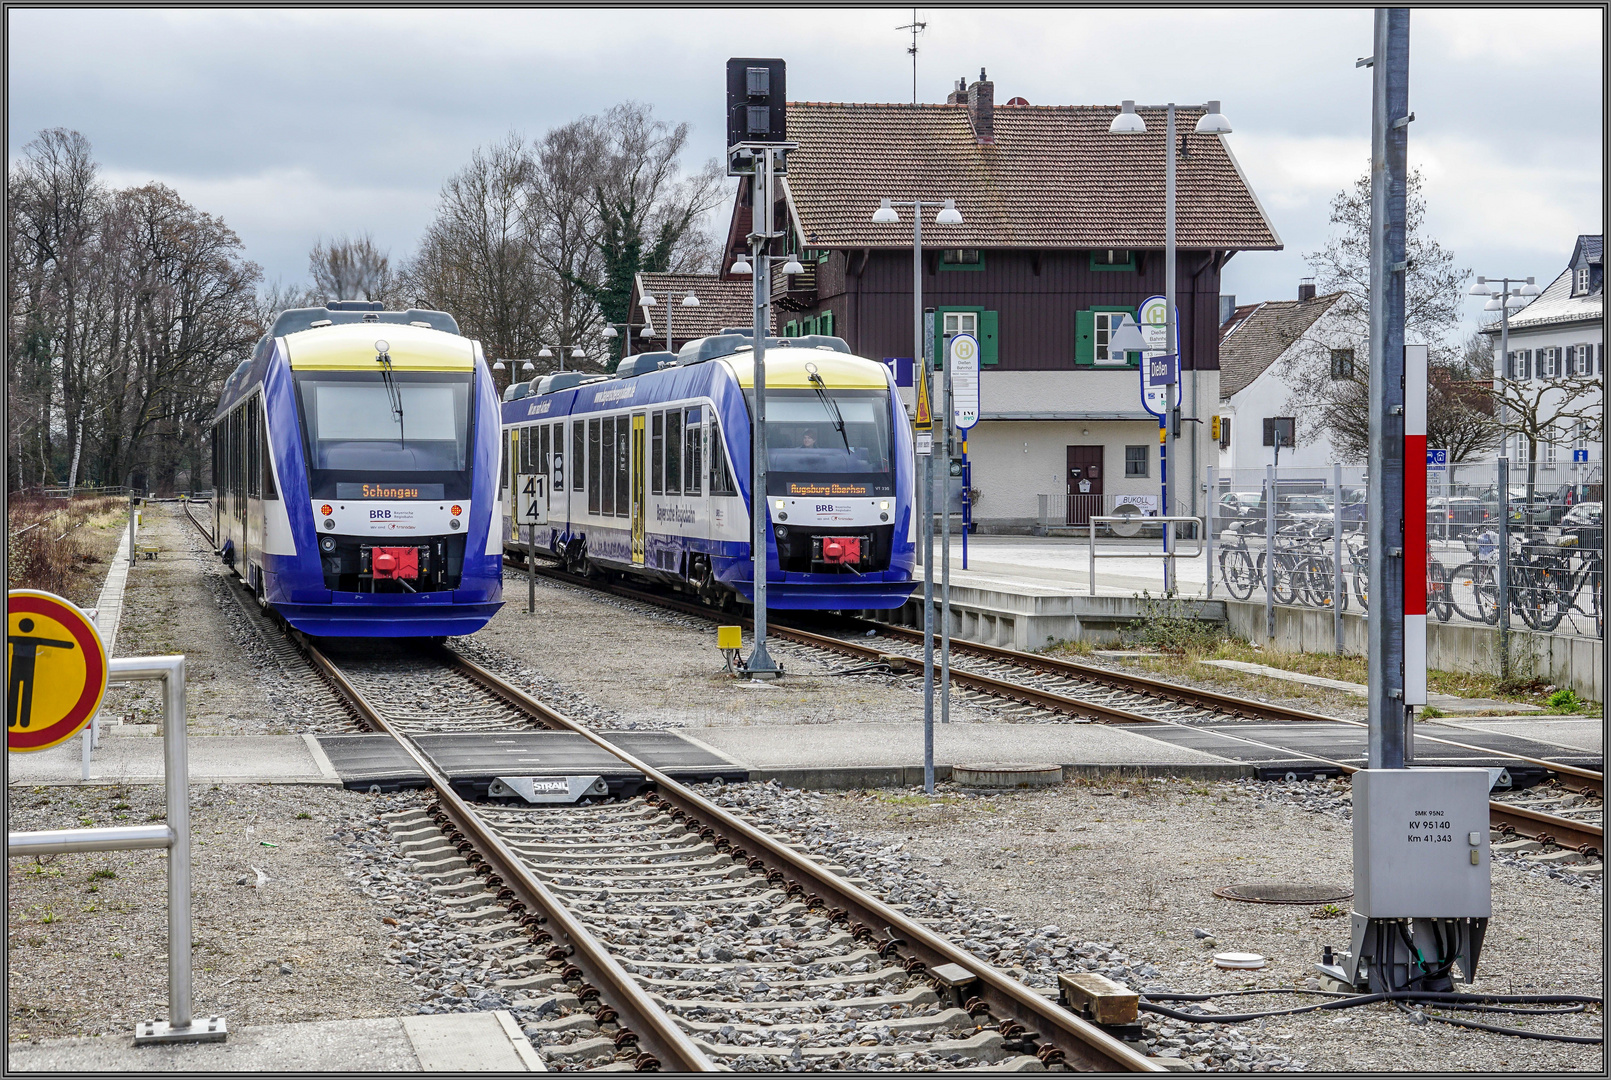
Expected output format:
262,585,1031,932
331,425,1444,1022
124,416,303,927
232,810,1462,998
897,8,927,104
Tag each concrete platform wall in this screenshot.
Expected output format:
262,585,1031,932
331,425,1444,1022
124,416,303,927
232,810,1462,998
866,585,1225,652
1223,599,1603,701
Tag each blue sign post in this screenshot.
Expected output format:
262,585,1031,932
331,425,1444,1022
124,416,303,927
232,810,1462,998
1426,448,1448,471
1140,353,1180,592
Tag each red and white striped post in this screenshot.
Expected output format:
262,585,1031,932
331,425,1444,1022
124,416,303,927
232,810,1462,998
1403,343,1428,707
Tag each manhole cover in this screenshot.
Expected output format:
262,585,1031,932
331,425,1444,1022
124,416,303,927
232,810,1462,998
1212,883,1353,905
953,762,1063,789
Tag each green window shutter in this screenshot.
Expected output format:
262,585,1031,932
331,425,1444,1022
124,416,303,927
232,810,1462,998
1075,310,1095,366
822,309,834,336
981,310,998,365
785,320,798,337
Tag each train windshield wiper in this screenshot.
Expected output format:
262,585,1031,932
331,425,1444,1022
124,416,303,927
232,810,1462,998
375,351,405,446
807,371,851,452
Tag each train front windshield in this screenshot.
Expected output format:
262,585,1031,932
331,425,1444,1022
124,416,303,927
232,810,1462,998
763,387,894,498
294,370,475,499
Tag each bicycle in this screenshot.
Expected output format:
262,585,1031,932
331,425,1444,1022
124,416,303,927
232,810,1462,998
1217,522,1259,600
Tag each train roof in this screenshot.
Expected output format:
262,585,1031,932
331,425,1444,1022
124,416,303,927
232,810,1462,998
283,321,475,372
268,304,459,337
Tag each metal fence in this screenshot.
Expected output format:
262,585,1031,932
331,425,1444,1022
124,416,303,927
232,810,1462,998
1038,492,1197,534
1207,461,1603,640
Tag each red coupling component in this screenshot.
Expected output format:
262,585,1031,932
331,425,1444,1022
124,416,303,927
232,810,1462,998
821,536,862,564
371,546,419,580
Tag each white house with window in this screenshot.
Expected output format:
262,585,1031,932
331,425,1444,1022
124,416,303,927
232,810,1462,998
1480,234,1603,481
1216,285,1349,476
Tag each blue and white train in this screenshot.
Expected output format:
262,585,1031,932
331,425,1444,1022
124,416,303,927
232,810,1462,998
499,333,917,610
211,302,504,637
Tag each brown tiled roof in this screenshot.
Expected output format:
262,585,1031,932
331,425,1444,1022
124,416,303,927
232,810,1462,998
1218,292,1343,398
631,273,773,349
783,103,1281,250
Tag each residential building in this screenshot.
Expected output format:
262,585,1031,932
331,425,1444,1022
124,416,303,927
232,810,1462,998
1480,234,1604,481
1216,284,1349,475
718,72,1281,531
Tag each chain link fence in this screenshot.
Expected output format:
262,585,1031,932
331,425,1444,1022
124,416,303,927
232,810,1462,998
1207,462,1602,640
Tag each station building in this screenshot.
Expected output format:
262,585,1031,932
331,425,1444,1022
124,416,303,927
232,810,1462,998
715,72,1282,533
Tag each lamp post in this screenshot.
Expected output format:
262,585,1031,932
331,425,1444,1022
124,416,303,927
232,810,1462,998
490,358,537,390
1109,99,1232,550
871,195,963,796
639,290,703,356
536,345,589,374
600,321,643,364
1471,274,1540,430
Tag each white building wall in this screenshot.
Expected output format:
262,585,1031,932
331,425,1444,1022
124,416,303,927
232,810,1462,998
1220,360,1341,475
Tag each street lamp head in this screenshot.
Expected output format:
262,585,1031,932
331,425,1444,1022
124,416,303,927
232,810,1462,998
521,360,535,373
682,292,700,307
1109,100,1147,134
1483,297,1503,311
492,359,506,371
1520,281,1542,297
1467,279,1491,296
639,293,657,307
640,326,654,337
601,325,618,338
780,254,805,275
871,198,900,224
1194,101,1232,135
730,252,752,274
1505,294,1526,309
571,347,587,359
934,198,963,225
538,346,553,358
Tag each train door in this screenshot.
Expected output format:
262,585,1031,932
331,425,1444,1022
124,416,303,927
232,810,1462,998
507,428,521,543
630,412,646,565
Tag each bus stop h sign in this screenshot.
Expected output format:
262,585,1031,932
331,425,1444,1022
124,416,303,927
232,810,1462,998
948,333,980,431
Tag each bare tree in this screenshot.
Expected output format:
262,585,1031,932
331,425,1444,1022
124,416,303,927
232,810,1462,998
1488,374,1603,523
256,277,322,331
1282,167,1481,460
309,232,394,302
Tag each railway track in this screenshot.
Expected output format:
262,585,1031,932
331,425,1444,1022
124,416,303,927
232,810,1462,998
294,631,1157,1070
505,550,1603,857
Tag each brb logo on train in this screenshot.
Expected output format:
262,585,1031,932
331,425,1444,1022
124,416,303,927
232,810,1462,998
7,590,109,752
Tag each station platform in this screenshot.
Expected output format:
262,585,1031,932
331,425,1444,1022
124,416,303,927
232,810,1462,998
5,1009,544,1072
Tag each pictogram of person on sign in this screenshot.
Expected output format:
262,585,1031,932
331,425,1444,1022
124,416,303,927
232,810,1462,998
8,618,76,730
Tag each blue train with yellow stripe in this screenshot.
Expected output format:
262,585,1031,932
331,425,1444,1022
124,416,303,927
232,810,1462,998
500,332,917,610
210,302,503,636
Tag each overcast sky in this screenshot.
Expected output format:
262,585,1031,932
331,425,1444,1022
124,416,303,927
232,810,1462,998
8,7,1603,338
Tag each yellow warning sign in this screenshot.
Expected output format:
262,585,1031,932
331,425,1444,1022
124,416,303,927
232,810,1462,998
914,360,932,427
8,590,108,753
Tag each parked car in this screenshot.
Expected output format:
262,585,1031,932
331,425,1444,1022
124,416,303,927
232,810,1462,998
1425,496,1491,539
1558,501,1603,548
1216,491,1265,526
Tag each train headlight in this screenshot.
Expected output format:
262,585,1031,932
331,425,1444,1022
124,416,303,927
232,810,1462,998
320,536,336,553
775,525,788,540
880,501,890,511
323,518,336,530
450,504,462,516
449,518,461,530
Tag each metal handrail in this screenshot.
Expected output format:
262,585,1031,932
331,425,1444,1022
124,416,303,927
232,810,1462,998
6,655,225,1045
1088,515,1206,595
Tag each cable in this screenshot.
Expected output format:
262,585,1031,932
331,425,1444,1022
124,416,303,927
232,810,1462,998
1395,999,1603,1045
1139,989,1603,1032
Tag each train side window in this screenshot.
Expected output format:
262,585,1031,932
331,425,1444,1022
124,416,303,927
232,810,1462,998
588,418,602,515
614,413,629,517
571,421,583,492
232,408,246,509
260,401,278,500
709,416,737,496
539,424,551,478
246,406,259,498
684,406,703,497
665,409,682,495
651,412,664,496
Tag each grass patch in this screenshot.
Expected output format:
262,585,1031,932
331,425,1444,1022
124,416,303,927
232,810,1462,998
6,494,127,607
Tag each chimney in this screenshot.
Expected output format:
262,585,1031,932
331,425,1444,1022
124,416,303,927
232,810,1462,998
966,67,994,144
946,77,968,106
1219,295,1237,326
1298,277,1316,302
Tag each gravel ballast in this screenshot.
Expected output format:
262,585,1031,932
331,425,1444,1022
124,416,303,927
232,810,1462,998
6,784,419,1043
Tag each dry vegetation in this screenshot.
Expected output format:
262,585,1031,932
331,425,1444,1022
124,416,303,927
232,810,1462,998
6,495,127,608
